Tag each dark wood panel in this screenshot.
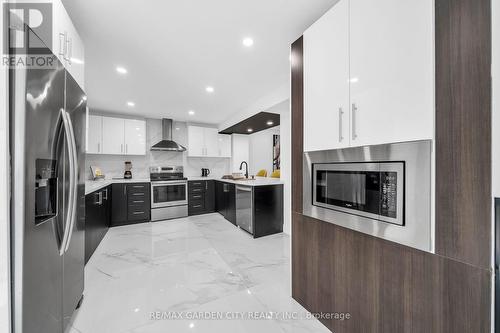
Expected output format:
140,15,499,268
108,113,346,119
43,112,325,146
219,112,280,135
435,0,492,268
292,213,491,333
291,37,304,214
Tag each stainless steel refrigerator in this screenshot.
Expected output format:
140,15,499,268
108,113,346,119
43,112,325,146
10,26,87,333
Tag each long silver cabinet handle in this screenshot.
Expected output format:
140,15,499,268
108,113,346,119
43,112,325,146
58,109,75,255
352,103,358,140
339,107,344,142
59,33,65,57
64,110,79,252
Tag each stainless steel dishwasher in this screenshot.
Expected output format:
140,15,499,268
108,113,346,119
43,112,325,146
236,185,253,234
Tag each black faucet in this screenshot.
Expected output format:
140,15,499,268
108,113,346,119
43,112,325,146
239,161,249,179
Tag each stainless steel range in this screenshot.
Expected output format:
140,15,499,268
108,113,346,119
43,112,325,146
150,166,188,221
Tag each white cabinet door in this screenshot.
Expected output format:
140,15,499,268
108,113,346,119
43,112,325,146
124,119,146,155
303,0,350,152
51,0,85,89
218,134,232,157
87,115,102,154
204,128,219,157
349,0,434,147
102,117,125,155
187,126,205,157
65,23,85,89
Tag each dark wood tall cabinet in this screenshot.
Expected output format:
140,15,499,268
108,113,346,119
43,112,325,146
85,186,111,264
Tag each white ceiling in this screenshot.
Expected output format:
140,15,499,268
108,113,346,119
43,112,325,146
62,0,337,124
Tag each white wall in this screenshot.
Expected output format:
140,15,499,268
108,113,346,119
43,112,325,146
85,116,231,180
248,126,280,175
0,2,11,332
231,134,250,173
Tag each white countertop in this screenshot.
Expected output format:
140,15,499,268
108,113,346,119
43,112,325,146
216,177,283,187
86,176,282,194
187,176,218,181
85,178,150,195
186,176,283,187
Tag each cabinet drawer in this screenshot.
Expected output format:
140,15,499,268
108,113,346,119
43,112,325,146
188,181,206,192
128,197,147,205
128,183,149,194
128,207,149,221
188,199,205,214
188,192,205,201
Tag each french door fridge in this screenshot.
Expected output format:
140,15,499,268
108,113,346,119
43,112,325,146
10,26,87,333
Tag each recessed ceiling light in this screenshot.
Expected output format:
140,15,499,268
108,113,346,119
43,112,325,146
189,323,195,329
127,101,135,107
116,66,127,74
205,86,214,93
175,127,180,131
266,121,274,126
188,110,195,116
247,128,253,133
242,37,254,47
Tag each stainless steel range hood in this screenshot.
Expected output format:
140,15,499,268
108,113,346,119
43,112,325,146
150,119,186,152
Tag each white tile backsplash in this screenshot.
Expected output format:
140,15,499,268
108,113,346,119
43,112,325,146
85,118,230,180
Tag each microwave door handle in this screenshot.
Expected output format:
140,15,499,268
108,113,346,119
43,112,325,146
63,110,78,252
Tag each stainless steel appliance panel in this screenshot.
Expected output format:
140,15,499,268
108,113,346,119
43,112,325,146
10,26,86,333
62,72,86,328
312,162,404,225
303,140,432,252
11,49,66,333
151,205,188,221
236,185,253,234
151,181,188,208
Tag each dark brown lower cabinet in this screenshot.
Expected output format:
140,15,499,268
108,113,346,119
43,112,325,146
188,180,215,216
292,213,491,333
111,183,150,226
215,181,236,225
85,186,111,264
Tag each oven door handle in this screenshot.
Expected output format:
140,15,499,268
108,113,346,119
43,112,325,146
151,181,187,186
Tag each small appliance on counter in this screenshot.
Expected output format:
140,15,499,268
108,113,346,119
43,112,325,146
201,168,210,177
90,165,105,180
124,161,133,179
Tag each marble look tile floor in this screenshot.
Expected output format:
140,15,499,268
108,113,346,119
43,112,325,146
69,213,330,333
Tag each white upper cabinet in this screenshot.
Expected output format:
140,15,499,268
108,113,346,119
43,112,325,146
101,117,125,155
87,115,102,154
187,126,206,156
90,115,146,155
204,128,219,157
304,0,350,152
52,0,85,89
349,0,434,147
303,0,434,151
187,126,232,158
218,134,232,157
124,119,146,155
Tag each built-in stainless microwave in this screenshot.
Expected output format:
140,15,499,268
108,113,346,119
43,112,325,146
303,140,432,252
312,162,404,226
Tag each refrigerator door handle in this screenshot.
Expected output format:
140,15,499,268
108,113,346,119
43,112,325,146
58,109,76,255
63,110,78,252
